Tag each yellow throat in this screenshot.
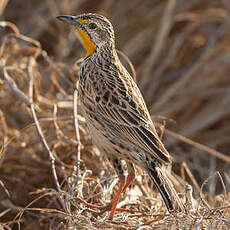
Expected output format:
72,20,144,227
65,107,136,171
76,28,96,57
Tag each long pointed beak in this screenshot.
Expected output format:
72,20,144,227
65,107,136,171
57,15,82,28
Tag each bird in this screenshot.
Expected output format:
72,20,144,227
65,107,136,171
57,13,184,220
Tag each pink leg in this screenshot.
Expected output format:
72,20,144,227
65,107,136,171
108,175,126,220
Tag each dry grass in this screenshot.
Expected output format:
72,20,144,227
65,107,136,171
0,0,230,229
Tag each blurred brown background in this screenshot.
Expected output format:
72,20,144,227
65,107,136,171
1,0,230,229
2,0,230,182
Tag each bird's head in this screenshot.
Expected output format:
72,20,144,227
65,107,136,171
57,13,115,57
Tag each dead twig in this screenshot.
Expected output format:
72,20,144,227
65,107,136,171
73,85,82,197
162,127,230,164
27,57,63,205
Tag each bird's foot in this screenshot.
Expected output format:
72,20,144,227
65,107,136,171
75,197,144,219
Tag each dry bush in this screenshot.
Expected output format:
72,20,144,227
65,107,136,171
0,0,230,229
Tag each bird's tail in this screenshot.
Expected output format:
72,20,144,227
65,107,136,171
147,163,184,212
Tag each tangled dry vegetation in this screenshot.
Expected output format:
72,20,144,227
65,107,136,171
0,0,230,229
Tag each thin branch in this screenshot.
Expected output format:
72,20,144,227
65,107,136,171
28,57,61,193
3,67,40,112
181,162,200,193
160,126,230,164
199,172,218,211
140,0,177,87
0,0,9,15
216,172,227,205
73,84,82,197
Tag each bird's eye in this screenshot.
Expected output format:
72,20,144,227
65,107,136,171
88,23,97,30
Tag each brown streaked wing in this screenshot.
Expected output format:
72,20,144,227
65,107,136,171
90,65,170,163
95,103,171,164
